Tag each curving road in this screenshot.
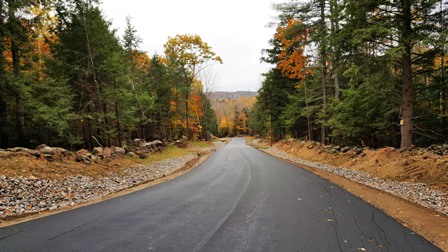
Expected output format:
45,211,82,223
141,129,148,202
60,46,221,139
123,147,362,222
0,138,441,251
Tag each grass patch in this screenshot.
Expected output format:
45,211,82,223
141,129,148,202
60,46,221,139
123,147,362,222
128,146,191,165
189,141,211,148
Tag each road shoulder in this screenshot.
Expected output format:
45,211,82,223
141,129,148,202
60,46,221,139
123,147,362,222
258,144,448,251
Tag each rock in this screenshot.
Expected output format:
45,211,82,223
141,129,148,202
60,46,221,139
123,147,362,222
175,140,187,148
92,147,103,155
142,140,163,149
75,149,92,163
112,146,125,155
76,149,92,156
44,154,53,161
137,139,147,148
341,146,351,153
53,147,70,156
329,149,339,154
134,138,144,145
355,148,364,155
35,144,47,150
38,146,55,155
126,152,138,158
7,147,28,152
399,147,409,153
135,151,148,159
102,147,112,157
23,149,40,157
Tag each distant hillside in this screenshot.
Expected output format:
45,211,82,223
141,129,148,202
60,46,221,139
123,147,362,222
209,91,257,136
209,91,257,101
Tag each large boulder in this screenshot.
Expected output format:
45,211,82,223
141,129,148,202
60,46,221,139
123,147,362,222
102,147,113,157
92,147,103,155
25,149,41,157
35,144,55,155
39,146,55,155
75,149,93,163
111,146,125,155
142,140,163,148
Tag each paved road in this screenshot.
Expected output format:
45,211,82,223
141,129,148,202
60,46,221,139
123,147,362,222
0,138,441,251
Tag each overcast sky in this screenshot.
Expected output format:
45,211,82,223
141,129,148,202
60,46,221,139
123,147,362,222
100,0,284,92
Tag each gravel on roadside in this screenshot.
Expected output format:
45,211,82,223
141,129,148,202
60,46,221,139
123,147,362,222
265,146,448,216
0,154,197,219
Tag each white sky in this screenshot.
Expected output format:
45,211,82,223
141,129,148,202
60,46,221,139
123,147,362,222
100,0,284,92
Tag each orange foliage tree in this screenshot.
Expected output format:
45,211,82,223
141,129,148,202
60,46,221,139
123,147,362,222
274,19,311,84
164,34,222,140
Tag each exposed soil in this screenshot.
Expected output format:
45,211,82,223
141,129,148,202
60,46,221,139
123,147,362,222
0,153,136,179
0,141,218,180
250,138,448,251
274,140,448,194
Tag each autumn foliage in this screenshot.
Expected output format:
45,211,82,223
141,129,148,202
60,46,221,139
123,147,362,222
0,2,219,148
275,19,311,83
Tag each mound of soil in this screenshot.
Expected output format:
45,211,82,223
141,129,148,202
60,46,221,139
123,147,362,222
274,140,448,194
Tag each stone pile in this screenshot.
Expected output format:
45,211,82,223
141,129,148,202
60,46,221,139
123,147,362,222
0,145,71,160
427,144,448,156
126,139,165,159
0,154,197,219
285,139,448,157
266,146,448,216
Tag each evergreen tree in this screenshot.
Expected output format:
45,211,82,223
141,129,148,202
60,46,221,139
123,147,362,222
52,0,131,147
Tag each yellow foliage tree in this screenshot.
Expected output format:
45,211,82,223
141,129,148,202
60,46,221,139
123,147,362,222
164,34,222,140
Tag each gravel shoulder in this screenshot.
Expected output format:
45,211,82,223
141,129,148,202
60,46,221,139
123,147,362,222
259,141,448,251
0,141,226,227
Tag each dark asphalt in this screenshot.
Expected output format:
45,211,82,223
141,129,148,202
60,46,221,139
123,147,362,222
0,138,441,251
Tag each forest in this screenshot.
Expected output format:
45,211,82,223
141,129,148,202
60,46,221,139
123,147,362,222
251,0,448,148
1,0,447,150
0,0,220,149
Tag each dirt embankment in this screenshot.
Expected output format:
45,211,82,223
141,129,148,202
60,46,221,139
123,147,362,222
273,140,448,194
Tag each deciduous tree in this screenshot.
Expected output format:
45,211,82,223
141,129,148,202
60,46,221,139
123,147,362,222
164,34,222,140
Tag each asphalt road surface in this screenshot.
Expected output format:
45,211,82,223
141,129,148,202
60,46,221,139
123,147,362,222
0,138,441,251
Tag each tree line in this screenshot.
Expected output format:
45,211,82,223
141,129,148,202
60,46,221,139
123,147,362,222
250,0,447,148
0,0,220,149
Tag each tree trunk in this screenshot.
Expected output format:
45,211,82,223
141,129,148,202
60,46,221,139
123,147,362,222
334,73,341,101
320,0,327,144
185,91,190,140
8,0,26,147
113,80,122,147
304,82,313,141
330,0,341,101
0,0,8,148
400,0,413,148
441,1,447,140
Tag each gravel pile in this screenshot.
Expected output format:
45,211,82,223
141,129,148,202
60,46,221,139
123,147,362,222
266,146,448,216
0,154,197,218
